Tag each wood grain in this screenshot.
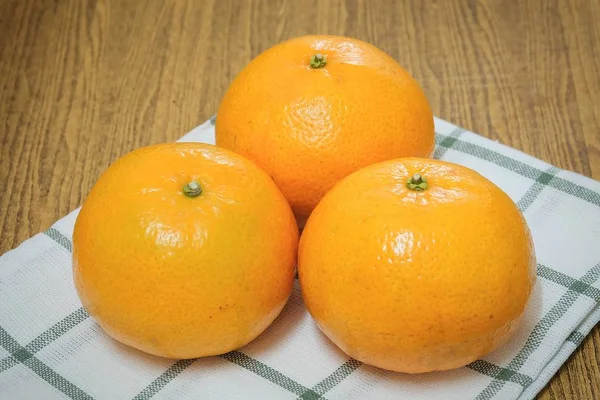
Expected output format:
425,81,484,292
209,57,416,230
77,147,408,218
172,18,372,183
0,0,598,398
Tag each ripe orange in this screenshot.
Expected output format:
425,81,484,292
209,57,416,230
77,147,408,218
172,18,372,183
216,35,434,226
298,158,536,373
73,143,298,359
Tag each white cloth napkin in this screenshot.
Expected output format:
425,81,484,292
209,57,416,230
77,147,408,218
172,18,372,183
1,117,599,400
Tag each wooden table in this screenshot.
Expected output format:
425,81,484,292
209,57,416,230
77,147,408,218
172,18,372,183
1,1,598,398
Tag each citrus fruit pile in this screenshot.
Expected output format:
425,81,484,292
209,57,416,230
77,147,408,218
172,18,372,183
73,35,536,373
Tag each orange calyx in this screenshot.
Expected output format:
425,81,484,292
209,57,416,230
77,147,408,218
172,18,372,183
309,53,327,68
407,173,428,191
183,181,202,197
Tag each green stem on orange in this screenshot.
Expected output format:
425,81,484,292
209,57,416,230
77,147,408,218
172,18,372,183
407,173,428,191
309,53,327,68
183,181,202,197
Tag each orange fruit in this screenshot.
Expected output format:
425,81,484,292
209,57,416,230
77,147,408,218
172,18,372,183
73,143,298,359
216,35,434,226
298,158,536,373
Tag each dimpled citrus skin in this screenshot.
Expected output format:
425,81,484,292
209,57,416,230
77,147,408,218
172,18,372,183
298,158,536,373
73,143,298,359
216,35,434,226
